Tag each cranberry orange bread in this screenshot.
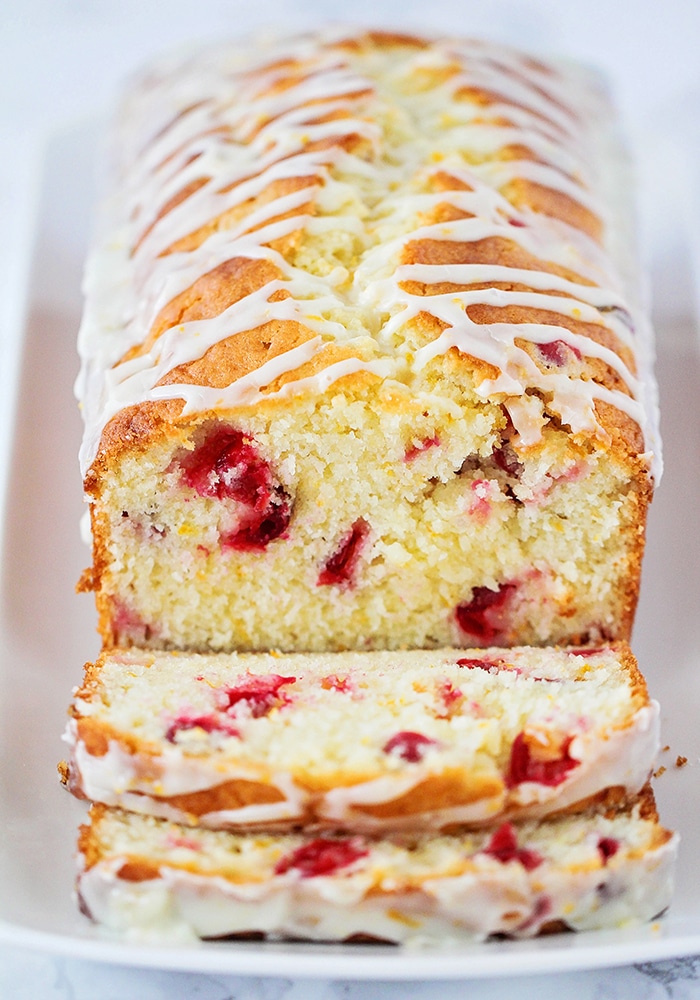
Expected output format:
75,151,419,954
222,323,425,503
76,28,660,654
77,793,676,943
62,643,658,832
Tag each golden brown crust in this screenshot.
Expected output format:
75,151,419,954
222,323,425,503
133,176,210,254
145,779,286,817
401,234,595,286
546,784,630,819
455,86,571,140
353,770,504,820
615,641,651,711
159,319,317,391
78,804,106,871
503,178,602,243
116,860,161,882
75,717,156,760
332,30,429,52
83,400,188,494
158,176,319,258
635,782,660,823
76,566,97,593
125,256,284,361
83,347,385,490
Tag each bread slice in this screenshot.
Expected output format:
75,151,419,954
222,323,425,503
62,643,658,832
76,792,676,944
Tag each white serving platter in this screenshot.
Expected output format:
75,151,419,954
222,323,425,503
0,121,699,980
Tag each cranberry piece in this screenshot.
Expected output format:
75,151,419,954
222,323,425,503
455,583,515,643
183,429,269,506
537,340,582,366
440,679,463,707
221,674,296,718
483,822,543,871
317,519,369,587
455,656,509,673
456,658,557,683
508,217,526,228
506,733,579,788
165,834,202,851
599,304,635,333
405,434,440,462
165,711,240,743
469,479,497,520
597,837,620,863
274,838,369,878
110,601,154,645
492,442,524,478
383,731,439,763
567,647,606,657
221,499,291,551
181,428,292,550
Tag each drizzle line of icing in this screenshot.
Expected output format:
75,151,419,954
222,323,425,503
77,28,660,479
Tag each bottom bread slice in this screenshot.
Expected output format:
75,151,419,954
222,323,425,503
77,795,676,945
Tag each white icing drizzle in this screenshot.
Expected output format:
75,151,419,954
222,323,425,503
77,806,678,943
77,28,661,480
64,700,659,834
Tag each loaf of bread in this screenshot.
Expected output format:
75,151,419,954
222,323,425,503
62,643,658,832
77,793,676,944
76,28,660,654
67,26,675,949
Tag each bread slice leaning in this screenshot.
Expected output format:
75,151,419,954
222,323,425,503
62,643,658,832
77,791,676,944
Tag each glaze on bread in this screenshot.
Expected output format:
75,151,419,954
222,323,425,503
77,793,676,944
62,643,658,832
76,28,660,653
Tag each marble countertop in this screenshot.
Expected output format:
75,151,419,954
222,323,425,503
4,946,700,999
2,1,699,995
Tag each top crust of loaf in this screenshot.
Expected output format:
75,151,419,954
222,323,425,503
77,27,660,487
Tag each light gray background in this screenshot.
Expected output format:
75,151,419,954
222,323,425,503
1,2,699,996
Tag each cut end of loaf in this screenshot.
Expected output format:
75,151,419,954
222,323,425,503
77,29,656,655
